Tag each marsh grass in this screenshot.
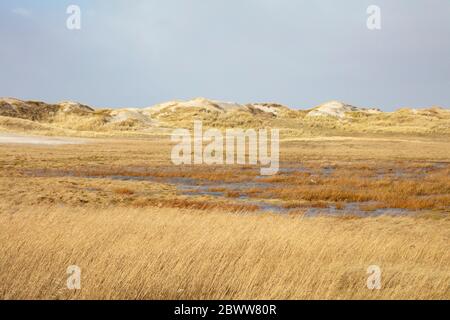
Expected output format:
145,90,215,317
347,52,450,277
113,187,135,195
0,133,449,300
6,154,450,211
0,206,448,300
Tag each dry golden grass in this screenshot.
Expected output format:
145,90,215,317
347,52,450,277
260,169,450,210
0,131,449,299
113,187,135,195
0,133,448,213
0,206,448,300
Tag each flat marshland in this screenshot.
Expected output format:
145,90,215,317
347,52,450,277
0,133,449,299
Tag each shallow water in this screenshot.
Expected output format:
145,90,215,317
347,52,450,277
303,203,413,217
25,169,420,217
176,180,415,216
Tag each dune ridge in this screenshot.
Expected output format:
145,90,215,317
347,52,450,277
0,97,448,136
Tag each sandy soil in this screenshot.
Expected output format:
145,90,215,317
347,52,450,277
0,133,85,145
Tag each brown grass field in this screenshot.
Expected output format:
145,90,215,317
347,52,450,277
0,132,449,299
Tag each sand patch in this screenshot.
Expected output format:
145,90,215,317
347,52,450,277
0,133,85,145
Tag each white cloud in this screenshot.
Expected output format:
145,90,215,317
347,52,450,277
12,8,32,17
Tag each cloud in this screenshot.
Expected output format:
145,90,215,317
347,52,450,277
11,7,32,17
1,1,449,110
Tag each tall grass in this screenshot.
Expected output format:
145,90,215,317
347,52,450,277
0,206,448,300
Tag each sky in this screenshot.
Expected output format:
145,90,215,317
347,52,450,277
0,0,449,111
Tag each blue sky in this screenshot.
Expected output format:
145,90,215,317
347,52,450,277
1,0,449,110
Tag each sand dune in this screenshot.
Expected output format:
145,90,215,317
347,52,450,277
0,97,449,136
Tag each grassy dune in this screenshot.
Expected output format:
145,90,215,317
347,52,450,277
0,206,449,300
1,97,450,137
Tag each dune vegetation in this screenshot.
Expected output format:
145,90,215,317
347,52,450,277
1,97,449,137
0,97,449,300
0,132,449,300
0,205,449,300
